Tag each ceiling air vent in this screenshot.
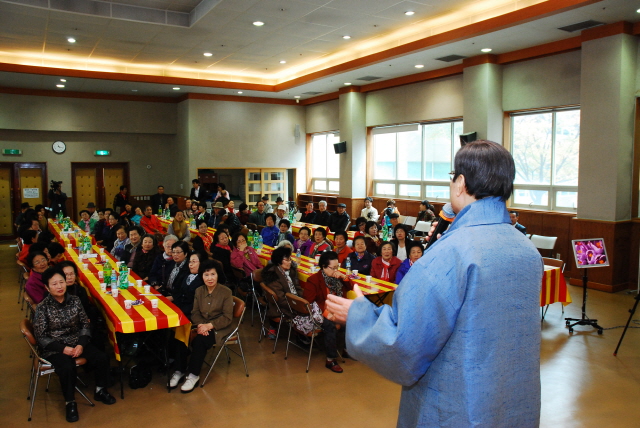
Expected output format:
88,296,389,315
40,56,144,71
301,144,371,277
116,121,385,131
356,76,382,81
436,54,467,62
558,20,605,33
302,91,322,95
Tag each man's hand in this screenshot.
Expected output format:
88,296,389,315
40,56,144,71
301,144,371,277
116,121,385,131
326,284,364,324
71,345,84,358
425,221,441,242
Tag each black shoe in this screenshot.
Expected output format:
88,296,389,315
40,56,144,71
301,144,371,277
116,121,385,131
65,401,79,423
94,389,116,405
342,350,357,361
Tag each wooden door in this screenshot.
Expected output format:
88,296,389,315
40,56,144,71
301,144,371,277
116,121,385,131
104,167,124,210
74,168,97,217
0,168,12,235
19,168,44,208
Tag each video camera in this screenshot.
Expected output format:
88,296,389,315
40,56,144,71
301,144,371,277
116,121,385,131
50,180,62,191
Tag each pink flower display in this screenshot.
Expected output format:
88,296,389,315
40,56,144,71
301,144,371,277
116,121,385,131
574,240,607,266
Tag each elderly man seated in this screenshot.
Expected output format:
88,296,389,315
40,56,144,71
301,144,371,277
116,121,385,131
509,211,527,235
315,200,331,226
248,201,267,226
327,203,350,232
140,205,163,235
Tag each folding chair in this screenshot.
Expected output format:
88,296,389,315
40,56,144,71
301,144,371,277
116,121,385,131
530,235,557,258
403,216,417,227
17,261,29,309
541,257,566,321
200,297,248,387
259,283,286,353
284,293,323,373
413,221,432,240
20,319,94,421
24,292,36,321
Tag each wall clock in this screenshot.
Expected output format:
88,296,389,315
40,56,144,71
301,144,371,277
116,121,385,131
52,140,66,154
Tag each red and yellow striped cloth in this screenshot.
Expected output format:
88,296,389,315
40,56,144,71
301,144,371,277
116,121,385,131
291,222,356,242
49,219,191,361
540,265,572,307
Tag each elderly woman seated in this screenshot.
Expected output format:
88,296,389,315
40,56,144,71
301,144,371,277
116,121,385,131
167,211,191,242
33,266,116,422
263,247,301,340
230,232,262,277
342,236,375,275
260,213,280,247
390,224,420,262
351,216,367,237
25,251,50,304
363,221,381,255
132,234,161,281
169,260,233,393
191,220,213,257
293,226,313,256
304,251,353,373
371,241,402,284
308,227,332,258
395,244,425,284
333,231,353,264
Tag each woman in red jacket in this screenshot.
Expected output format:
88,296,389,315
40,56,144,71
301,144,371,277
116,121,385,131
370,241,402,284
304,251,352,373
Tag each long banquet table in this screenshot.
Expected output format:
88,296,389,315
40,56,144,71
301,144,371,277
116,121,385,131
540,265,572,307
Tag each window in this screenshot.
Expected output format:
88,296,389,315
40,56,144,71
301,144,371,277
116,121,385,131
310,132,340,193
510,108,579,211
372,121,463,201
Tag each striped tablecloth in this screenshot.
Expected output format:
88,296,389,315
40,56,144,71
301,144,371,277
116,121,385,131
291,222,356,242
50,220,191,361
540,265,572,307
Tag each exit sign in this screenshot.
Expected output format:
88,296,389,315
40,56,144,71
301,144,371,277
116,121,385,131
2,149,22,155
95,150,110,156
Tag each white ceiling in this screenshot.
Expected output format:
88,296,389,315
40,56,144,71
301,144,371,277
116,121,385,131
0,0,638,100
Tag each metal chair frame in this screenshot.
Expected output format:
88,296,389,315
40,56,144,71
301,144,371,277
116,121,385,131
200,297,249,387
283,293,324,373
20,319,94,421
259,283,287,354
17,261,29,309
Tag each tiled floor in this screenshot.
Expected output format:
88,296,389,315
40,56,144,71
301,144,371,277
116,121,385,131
1,241,639,427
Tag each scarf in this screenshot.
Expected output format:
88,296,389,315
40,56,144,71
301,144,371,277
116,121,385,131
112,238,129,260
243,248,253,261
167,259,186,289
186,273,197,285
365,233,379,244
278,266,298,295
172,219,188,239
322,271,344,297
380,259,391,281
356,252,366,261
216,243,231,251
201,233,212,251
310,240,328,258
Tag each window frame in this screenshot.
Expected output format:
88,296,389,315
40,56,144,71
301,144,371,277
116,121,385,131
370,119,463,202
507,106,580,213
308,131,340,194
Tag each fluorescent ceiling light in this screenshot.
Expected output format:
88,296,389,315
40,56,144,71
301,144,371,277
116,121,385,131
343,35,351,40
56,84,65,88
60,78,66,82
253,21,264,26
294,96,301,98
280,60,286,64
481,48,492,52
173,87,180,90
203,52,213,57
238,91,243,94
415,64,424,68
67,37,76,43
344,82,351,86
405,11,415,16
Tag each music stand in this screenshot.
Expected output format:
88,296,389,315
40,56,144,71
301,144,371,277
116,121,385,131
565,238,608,335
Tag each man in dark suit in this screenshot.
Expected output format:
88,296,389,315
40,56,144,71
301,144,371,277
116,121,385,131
189,179,208,204
300,202,316,223
150,185,169,213
327,203,350,232
509,211,527,235
315,200,331,226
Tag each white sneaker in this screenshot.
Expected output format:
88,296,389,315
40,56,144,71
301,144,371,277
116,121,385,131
180,374,199,393
169,371,184,389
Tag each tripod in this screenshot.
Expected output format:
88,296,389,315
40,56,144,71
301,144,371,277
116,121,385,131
565,269,604,334
613,293,640,356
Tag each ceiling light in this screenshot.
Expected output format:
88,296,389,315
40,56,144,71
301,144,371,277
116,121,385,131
173,87,180,90
203,52,212,57
343,35,351,40
60,79,66,82
405,11,415,16
481,48,492,52
415,64,424,68
238,91,243,94
294,96,300,99
56,84,65,88
253,21,264,26
67,37,76,43
344,82,351,86
131,89,138,92
279,60,286,64
637,8,640,13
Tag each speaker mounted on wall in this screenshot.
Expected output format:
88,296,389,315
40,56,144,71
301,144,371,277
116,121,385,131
333,141,347,154
459,132,477,147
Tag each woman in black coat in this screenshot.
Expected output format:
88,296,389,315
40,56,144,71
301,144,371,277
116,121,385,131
160,241,191,300
171,252,208,320
390,224,421,262
210,229,233,286
132,234,161,281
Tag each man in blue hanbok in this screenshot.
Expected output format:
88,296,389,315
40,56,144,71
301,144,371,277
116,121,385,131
327,140,543,428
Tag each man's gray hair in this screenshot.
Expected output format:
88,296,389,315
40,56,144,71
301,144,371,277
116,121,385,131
164,234,179,244
319,200,327,206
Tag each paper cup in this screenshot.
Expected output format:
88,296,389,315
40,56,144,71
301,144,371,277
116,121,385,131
352,270,358,276
100,283,106,292
366,275,372,283
82,263,88,270
67,244,72,249
128,268,131,275
99,247,104,253
101,255,107,263
144,285,151,294
124,300,132,309
111,288,119,298
315,255,321,264
98,270,104,279
136,279,143,287
151,299,159,309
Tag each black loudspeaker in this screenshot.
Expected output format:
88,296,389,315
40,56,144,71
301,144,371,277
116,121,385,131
459,132,477,147
334,141,347,154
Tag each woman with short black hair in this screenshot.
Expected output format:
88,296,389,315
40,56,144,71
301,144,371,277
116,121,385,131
341,236,374,275
371,241,402,284
364,221,381,255
309,227,332,257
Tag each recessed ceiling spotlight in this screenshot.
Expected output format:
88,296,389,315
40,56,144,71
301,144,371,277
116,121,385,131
203,52,213,57
253,21,264,26
173,87,180,90
132,89,138,92
405,11,415,16
60,78,66,82
343,35,351,39
481,48,492,52
56,84,65,88
67,37,76,43
415,64,424,68
279,60,286,64
294,96,301,99
637,8,640,13
238,91,243,94
344,82,352,86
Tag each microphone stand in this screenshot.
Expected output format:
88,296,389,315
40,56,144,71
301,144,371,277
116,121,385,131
565,268,604,334
613,293,640,356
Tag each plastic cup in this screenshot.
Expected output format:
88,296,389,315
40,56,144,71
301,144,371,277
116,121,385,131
100,283,106,292
352,270,358,276
128,268,131,275
124,300,132,309
366,275,372,283
136,280,143,287
67,244,72,249
99,247,104,253
98,271,104,279
151,299,159,309
111,288,119,298
82,263,88,270
101,255,107,263
315,255,320,264
144,285,151,294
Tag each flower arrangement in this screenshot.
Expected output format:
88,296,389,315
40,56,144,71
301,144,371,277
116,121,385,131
574,239,607,266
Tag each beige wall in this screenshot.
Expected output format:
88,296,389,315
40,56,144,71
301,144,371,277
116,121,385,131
306,99,339,133
503,51,581,111
182,99,307,193
0,94,176,134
